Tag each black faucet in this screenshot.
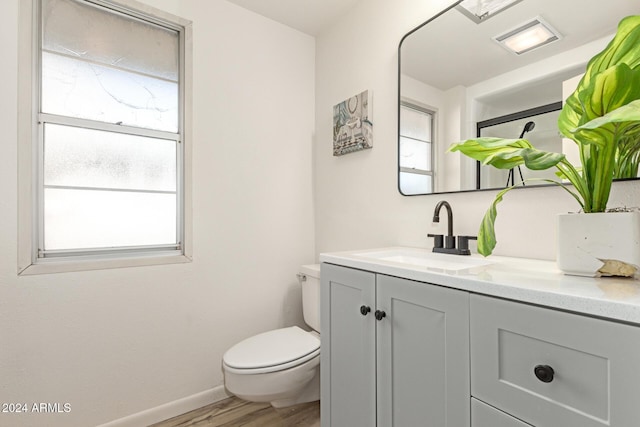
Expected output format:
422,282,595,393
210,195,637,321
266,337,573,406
428,200,477,255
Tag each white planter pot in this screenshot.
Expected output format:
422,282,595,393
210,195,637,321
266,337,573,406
557,212,640,277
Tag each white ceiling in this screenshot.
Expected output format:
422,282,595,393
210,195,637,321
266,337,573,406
401,0,636,91
226,0,636,114
398,0,638,114
225,0,360,35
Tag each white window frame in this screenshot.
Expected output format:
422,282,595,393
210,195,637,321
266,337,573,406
399,101,435,194
18,0,193,275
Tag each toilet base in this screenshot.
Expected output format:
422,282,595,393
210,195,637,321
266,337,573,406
224,355,320,409
270,369,320,408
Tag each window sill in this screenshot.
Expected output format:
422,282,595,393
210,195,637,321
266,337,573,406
18,253,192,276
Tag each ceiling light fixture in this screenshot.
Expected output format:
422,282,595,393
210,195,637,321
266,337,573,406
455,0,523,24
493,16,562,55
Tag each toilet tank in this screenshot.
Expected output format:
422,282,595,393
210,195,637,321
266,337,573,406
299,264,321,333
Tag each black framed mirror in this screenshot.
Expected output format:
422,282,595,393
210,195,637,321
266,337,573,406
398,0,638,195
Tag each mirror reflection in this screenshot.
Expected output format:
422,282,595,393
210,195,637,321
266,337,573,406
398,0,638,195
477,102,561,189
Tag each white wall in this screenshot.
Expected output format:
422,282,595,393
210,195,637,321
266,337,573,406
1,1,315,426
314,0,640,260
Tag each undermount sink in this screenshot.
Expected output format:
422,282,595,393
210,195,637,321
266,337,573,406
354,247,493,272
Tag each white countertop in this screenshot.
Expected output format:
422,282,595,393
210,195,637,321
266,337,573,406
319,247,640,325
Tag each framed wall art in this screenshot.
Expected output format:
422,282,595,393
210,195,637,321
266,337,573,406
333,90,372,156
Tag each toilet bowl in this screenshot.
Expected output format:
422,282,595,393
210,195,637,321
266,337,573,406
222,264,321,408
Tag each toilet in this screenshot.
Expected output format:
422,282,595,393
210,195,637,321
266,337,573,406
222,264,321,408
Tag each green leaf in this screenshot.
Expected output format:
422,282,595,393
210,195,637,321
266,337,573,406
562,64,640,151
558,94,583,140
573,99,640,132
579,65,640,127
487,148,565,170
448,137,532,158
477,177,586,256
448,138,530,169
477,186,510,256
558,16,640,142
449,138,564,171
583,15,640,82
570,15,640,98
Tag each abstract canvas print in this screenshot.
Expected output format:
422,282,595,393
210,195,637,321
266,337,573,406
333,90,372,156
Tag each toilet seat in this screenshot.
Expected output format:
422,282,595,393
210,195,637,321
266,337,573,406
223,326,320,375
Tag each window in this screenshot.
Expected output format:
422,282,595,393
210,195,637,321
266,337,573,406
399,103,434,195
18,0,192,273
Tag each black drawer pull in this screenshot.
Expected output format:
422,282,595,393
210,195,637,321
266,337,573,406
375,310,386,321
360,305,371,316
534,365,555,383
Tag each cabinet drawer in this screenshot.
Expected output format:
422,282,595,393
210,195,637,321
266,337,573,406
472,398,531,427
470,294,640,427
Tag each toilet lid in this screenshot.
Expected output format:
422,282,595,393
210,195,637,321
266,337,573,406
223,326,320,372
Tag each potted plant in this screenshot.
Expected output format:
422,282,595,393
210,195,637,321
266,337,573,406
449,15,640,277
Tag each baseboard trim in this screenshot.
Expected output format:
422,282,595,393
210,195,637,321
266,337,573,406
97,386,232,427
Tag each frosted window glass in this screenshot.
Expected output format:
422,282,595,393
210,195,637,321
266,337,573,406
37,0,185,258
400,106,432,142
400,137,432,171
400,172,433,195
42,0,179,81
44,188,176,250
42,52,178,132
44,124,176,192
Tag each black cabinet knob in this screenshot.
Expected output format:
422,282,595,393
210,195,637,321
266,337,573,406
534,365,555,383
360,305,371,316
374,310,386,321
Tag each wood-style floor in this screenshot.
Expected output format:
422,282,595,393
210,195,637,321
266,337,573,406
150,396,320,427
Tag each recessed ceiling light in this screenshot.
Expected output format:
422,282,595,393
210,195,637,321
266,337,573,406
456,0,524,23
493,16,562,55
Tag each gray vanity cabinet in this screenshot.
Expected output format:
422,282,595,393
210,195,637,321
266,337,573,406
470,294,640,427
320,263,376,427
471,398,532,427
320,263,470,427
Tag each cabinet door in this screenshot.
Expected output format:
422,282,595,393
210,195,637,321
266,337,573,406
321,263,376,427
376,275,470,427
